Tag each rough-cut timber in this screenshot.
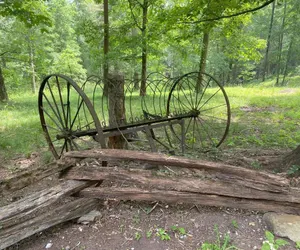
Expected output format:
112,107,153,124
63,149,289,188
78,187,300,215
65,166,300,203
0,158,76,195
0,180,93,229
0,198,98,250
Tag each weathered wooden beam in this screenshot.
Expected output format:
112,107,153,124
78,187,300,215
0,180,94,229
63,149,289,187
0,198,98,250
0,158,77,195
65,166,300,203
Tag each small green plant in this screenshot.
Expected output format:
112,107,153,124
251,161,262,170
132,213,140,224
287,165,300,176
146,229,153,238
296,241,300,249
171,225,187,236
134,232,142,241
261,231,289,250
200,225,238,250
156,228,171,241
231,220,239,229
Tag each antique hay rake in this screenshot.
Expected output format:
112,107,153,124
38,72,231,158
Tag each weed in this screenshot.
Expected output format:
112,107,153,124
296,241,300,249
171,225,187,236
146,229,153,238
261,231,289,250
250,161,262,170
156,228,171,241
132,213,140,224
134,232,141,241
200,225,238,250
287,165,300,177
231,220,239,229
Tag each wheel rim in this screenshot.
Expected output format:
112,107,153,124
166,72,231,153
38,74,105,159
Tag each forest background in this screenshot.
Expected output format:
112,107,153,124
0,0,300,162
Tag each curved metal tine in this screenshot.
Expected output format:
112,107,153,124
162,77,172,116
158,78,166,116
196,75,212,109
45,80,65,127
152,79,161,116
125,78,134,124
55,76,68,128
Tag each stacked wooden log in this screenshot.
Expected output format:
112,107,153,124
1,149,300,249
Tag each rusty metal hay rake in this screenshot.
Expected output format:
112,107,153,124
38,72,231,159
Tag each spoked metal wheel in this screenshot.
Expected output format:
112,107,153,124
166,72,230,153
38,74,105,159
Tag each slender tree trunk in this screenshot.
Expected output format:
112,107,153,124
103,0,109,97
139,0,148,96
133,71,139,89
281,37,293,85
275,0,287,86
29,44,36,94
0,64,8,102
197,31,209,92
262,1,275,82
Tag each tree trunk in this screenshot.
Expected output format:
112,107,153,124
107,73,127,149
133,71,139,90
262,1,275,82
139,0,148,96
275,0,287,86
29,43,36,93
281,145,300,170
197,31,209,92
0,64,8,102
281,36,293,85
103,0,109,97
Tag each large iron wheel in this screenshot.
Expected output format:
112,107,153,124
166,72,231,153
38,74,105,159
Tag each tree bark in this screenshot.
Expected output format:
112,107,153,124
262,0,275,82
275,0,287,86
139,0,148,96
0,63,8,102
197,31,209,92
107,73,127,149
134,71,139,90
281,36,293,85
103,0,109,97
29,43,36,93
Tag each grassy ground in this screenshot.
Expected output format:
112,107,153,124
0,79,299,165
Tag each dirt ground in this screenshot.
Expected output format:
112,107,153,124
1,148,299,250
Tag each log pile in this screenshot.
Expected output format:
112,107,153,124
1,149,300,249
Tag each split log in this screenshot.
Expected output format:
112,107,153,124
0,198,98,250
65,165,300,204
63,149,289,188
0,180,94,229
78,187,300,215
0,158,76,195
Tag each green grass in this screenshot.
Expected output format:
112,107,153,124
0,92,48,160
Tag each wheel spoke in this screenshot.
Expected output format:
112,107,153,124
196,77,211,109
198,88,221,111
46,80,65,127
199,103,227,113
41,107,64,131
196,117,216,147
70,99,84,130
56,76,68,128
43,93,65,128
